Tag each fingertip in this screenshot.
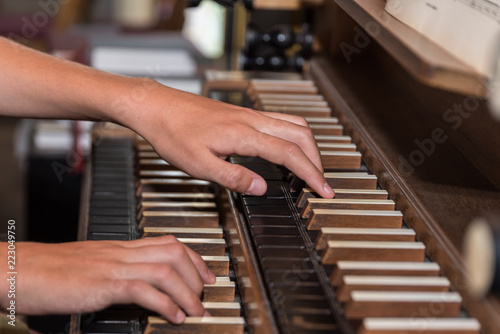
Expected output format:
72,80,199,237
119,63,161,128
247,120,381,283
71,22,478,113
245,177,267,196
203,311,212,317
175,308,186,324
205,268,216,284
323,182,335,198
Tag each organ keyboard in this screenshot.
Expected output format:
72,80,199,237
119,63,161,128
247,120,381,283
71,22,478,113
71,69,494,333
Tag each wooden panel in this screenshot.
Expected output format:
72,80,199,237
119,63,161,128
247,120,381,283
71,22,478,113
203,280,236,302
344,291,462,319
306,209,403,230
321,151,361,170
202,256,230,277
324,172,377,189
315,227,414,249
330,261,440,286
321,240,425,264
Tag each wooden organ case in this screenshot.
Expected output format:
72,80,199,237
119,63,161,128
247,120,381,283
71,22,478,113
73,1,500,333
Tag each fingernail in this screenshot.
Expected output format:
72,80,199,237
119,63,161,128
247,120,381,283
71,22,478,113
207,268,216,283
203,311,212,317
176,309,186,323
246,178,264,195
324,182,335,198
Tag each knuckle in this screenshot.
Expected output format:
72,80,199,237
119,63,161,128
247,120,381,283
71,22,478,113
166,242,187,260
284,142,302,157
154,264,175,279
124,280,144,297
162,235,179,244
220,165,245,190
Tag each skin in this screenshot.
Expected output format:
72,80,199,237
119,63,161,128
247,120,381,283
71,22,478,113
0,37,334,323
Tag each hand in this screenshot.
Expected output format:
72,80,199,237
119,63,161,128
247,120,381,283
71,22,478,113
117,82,335,198
1,236,215,324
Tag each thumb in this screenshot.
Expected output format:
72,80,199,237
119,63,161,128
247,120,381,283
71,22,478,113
198,153,267,196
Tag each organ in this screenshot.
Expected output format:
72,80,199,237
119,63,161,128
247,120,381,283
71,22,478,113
71,0,500,333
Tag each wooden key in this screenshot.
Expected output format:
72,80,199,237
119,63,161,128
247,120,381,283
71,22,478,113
262,105,331,118
330,261,441,286
324,172,378,189
315,227,415,250
144,316,244,334
137,179,213,194
247,85,318,100
358,317,480,334
138,159,177,170
178,238,226,256
321,152,361,170
317,143,357,151
321,241,425,264
314,135,352,143
138,151,160,158
136,143,155,151
202,302,241,317
337,275,450,302
306,209,403,230
202,256,230,276
344,291,462,319
142,227,223,239
302,198,396,219
296,188,389,208
204,279,236,302
139,211,219,229
310,124,344,136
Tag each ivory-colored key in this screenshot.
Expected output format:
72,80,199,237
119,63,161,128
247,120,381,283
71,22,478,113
139,170,191,178
321,241,425,264
337,275,450,302
138,202,217,218
262,105,331,118
257,93,324,101
330,261,441,286
138,159,177,170
251,79,315,86
138,151,160,158
296,188,389,208
317,143,357,151
139,192,215,201
314,135,352,143
305,116,339,124
321,151,362,170
202,302,241,317
178,238,226,256
358,317,480,334
142,227,223,239
310,124,343,136
344,291,462,319
204,279,236,302
324,172,378,189
144,316,244,334
306,209,403,230
315,227,415,250
139,211,219,229
260,99,328,107
302,198,396,219
247,85,318,100
202,256,230,276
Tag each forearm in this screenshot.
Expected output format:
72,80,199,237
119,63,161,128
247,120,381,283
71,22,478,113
0,37,140,123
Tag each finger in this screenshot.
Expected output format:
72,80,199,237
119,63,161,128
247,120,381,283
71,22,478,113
115,279,187,324
253,115,323,173
233,131,333,198
259,111,309,127
118,264,206,318
115,236,216,284
116,242,206,295
196,151,267,196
